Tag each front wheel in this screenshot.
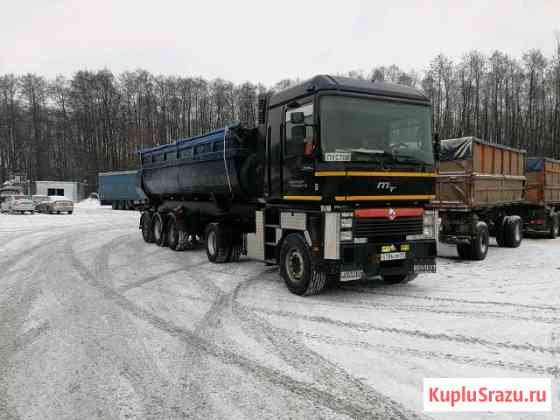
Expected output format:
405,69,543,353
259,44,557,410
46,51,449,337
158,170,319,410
279,233,327,296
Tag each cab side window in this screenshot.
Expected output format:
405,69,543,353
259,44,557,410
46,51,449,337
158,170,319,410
285,103,313,157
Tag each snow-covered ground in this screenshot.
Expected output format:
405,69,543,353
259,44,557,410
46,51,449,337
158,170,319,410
0,202,558,419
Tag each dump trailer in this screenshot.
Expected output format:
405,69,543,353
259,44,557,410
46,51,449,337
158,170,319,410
432,137,526,260
521,157,560,238
98,170,147,210
137,75,438,296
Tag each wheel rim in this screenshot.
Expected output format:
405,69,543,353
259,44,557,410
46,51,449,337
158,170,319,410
207,230,217,256
285,248,305,284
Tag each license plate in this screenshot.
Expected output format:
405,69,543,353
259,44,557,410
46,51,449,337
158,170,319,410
340,270,363,282
380,252,406,261
414,264,436,273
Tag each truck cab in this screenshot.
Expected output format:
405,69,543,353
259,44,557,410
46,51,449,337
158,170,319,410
250,75,438,293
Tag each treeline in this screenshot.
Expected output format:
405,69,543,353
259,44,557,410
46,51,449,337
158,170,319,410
1,43,560,186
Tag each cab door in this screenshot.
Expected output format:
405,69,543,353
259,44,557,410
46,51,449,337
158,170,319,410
282,102,317,198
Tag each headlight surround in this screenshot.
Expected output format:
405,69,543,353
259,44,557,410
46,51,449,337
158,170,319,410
407,210,437,240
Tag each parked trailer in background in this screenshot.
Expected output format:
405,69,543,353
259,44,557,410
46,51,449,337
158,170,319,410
137,75,439,296
431,137,526,260
98,170,147,210
522,157,560,238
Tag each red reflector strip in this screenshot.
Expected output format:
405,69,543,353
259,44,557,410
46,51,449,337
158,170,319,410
354,208,424,219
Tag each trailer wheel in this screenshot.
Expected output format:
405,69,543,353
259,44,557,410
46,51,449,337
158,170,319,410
279,233,327,296
227,231,243,262
495,218,506,247
469,221,489,260
503,216,522,247
140,211,155,243
167,217,179,250
152,212,168,247
168,216,197,251
383,273,418,284
205,223,230,263
548,215,559,239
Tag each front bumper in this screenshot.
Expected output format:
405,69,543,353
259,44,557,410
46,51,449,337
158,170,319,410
321,239,437,280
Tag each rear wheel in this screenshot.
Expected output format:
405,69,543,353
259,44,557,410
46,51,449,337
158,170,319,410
279,233,327,296
548,215,559,239
503,216,522,247
205,223,230,263
152,212,168,247
495,218,506,247
469,221,489,260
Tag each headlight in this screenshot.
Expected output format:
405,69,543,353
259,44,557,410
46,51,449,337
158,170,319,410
340,230,353,241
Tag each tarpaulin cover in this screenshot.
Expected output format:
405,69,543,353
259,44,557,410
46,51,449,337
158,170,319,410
439,137,475,161
526,158,545,172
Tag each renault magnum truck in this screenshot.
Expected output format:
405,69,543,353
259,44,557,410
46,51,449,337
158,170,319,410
137,75,438,295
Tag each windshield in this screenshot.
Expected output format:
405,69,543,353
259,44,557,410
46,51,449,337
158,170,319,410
320,95,434,165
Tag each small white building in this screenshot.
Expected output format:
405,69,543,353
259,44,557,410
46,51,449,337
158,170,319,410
34,181,86,202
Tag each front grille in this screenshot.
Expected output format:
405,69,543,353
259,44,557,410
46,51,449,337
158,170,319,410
354,217,423,238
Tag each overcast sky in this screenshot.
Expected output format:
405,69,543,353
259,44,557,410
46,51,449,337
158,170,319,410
1,0,559,86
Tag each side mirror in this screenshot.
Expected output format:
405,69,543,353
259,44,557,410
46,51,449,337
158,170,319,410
290,112,305,124
291,125,306,142
433,132,441,161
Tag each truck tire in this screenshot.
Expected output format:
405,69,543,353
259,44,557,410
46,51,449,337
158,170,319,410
503,216,522,247
140,211,155,243
548,215,559,239
469,221,489,260
495,218,506,247
227,231,243,262
205,223,230,263
456,243,471,260
279,233,327,296
383,273,418,284
152,212,168,247
167,216,197,251
112,201,118,210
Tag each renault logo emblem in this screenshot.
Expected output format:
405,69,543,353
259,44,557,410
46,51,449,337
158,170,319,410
388,208,397,220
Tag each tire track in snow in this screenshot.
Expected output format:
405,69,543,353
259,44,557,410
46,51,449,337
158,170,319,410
289,330,560,379
246,293,560,325
229,273,425,420
249,306,560,356
342,287,560,312
68,241,419,420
